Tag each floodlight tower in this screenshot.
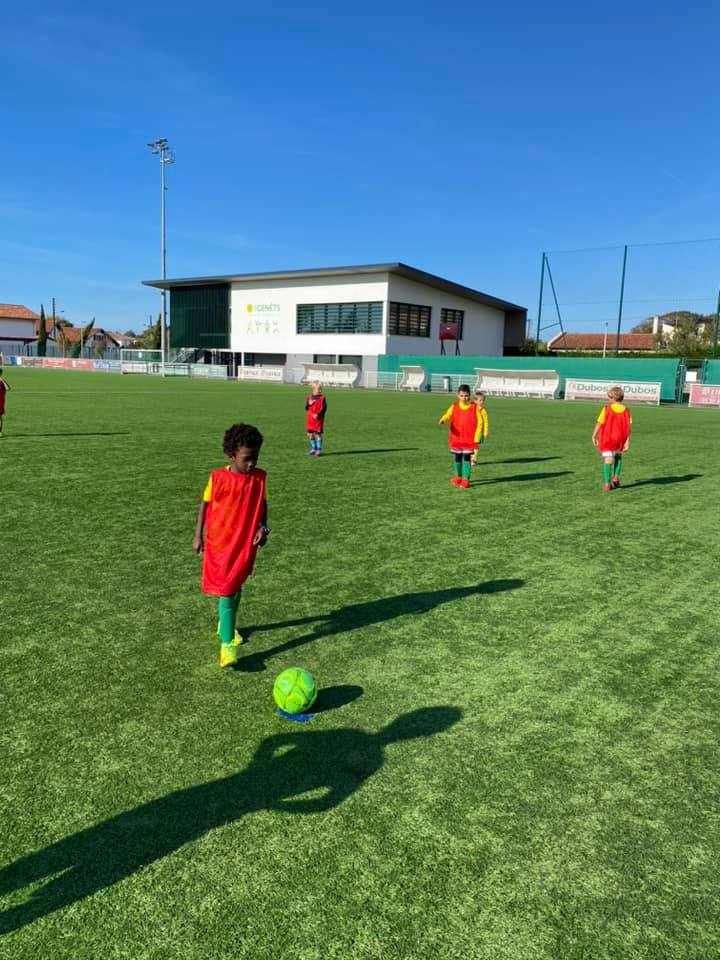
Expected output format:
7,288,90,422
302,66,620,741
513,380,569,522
147,138,175,371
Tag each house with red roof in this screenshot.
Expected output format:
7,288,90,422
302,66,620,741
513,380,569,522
53,326,122,352
546,332,656,353
0,304,41,347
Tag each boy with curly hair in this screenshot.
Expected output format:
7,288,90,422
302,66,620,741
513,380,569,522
193,423,270,667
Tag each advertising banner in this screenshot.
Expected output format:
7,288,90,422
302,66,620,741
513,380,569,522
688,383,720,408
41,358,94,370
92,360,122,373
237,366,285,382
564,379,661,405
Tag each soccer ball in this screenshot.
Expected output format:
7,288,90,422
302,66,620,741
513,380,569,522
273,668,318,714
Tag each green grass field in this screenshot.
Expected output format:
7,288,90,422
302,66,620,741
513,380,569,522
1,369,719,960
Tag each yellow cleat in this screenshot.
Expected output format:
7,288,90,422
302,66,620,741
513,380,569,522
219,634,243,668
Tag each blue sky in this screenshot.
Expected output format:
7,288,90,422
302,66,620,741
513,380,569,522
2,1,719,335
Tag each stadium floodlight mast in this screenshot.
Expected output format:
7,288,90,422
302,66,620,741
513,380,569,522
147,138,175,374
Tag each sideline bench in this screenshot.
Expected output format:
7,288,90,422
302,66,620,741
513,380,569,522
473,368,560,399
301,362,360,388
399,365,427,392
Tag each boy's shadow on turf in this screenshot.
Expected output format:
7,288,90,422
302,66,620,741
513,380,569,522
318,447,418,457
621,474,702,489
235,579,524,673
3,431,130,439
484,456,560,465
0,706,461,933
470,471,573,486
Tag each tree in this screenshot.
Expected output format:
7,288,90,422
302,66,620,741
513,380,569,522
71,318,96,359
630,318,654,333
123,329,138,338
142,315,161,350
653,311,716,357
37,304,47,357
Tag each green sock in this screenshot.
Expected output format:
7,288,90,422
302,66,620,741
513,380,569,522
453,458,462,477
613,455,622,478
462,459,471,480
218,593,240,644
603,462,613,484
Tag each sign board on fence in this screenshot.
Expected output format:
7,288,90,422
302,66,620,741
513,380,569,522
688,383,720,408
237,365,285,382
564,379,662,405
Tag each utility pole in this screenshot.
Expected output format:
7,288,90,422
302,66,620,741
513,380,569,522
615,245,628,357
147,138,175,373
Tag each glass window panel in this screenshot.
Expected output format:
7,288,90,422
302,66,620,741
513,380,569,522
297,302,382,334
388,302,431,338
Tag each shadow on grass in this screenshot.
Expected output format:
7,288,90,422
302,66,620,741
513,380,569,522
313,684,364,712
484,456,560,465
471,471,573,486
318,447,418,457
0,706,461,933
621,474,702,489
2,432,130,438
236,580,524,673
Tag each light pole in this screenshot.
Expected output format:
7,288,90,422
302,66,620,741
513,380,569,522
147,138,175,372
602,320,609,359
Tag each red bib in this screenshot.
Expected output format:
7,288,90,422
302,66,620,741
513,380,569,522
598,405,631,451
202,468,266,596
448,404,477,450
306,395,325,432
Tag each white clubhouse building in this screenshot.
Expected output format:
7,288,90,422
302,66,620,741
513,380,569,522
143,262,526,371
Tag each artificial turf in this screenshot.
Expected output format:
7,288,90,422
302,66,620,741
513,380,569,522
1,368,719,960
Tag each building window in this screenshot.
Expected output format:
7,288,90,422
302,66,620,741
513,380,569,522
441,308,464,340
297,302,382,334
338,354,362,369
388,302,431,338
313,354,336,364
243,353,287,366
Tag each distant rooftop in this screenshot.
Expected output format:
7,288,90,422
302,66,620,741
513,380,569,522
547,332,656,352
143,262,525,313
0,303,40,321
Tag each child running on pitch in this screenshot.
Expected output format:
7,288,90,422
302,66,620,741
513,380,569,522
305,381,327,456
438,384,485,488
591,386,632,491
193,423,270,667
0,368,10,435
470,388,489,466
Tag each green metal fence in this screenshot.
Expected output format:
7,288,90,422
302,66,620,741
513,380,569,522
703,360,720,385
377,355,685,402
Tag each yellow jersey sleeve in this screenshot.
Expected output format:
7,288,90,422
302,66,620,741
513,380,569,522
596,408,606,424
479,408,489,439
439,405,455,423
473,408,488,442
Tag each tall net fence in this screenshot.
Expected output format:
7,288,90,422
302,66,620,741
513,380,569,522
535,238,720,355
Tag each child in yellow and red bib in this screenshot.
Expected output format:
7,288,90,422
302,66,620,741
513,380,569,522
438,384,486,488
591,386,632,492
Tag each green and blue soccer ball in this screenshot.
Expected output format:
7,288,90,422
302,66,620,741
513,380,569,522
273,668,318,714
